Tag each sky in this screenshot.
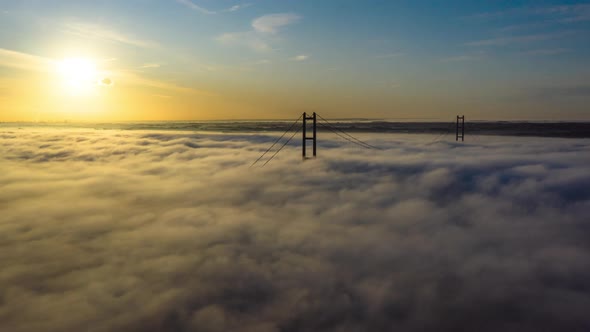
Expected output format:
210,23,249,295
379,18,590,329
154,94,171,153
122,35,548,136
1,128,590,331
0,0,589,121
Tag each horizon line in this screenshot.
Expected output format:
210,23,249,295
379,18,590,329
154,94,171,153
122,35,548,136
3,118,590,124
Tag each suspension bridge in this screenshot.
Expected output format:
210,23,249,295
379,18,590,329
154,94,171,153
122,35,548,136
250,112,466,167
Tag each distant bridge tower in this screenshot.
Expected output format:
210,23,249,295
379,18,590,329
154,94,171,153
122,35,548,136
302,112,317,158
456,115,465,141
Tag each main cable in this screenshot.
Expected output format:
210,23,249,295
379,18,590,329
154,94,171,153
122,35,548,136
426,121,455,145
262,126,302,167
250,114,302,167
317,122,374,150
316,114,379,149
317,114,376,149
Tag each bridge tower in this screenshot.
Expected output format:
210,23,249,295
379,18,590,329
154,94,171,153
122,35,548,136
302,112,317,158
456,115,465,141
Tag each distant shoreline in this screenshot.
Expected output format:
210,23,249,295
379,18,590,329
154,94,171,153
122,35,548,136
2,121,590,138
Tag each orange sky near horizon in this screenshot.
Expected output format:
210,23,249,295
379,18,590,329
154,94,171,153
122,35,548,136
1,1,589,122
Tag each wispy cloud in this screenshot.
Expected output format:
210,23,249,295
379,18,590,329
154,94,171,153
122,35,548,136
464,8,521,21
0,48,53,72
62,22,158,48
290,55,309,62
226,3,252,12
0,48,213,96
527,84,590,100
252,13,301,34
141,63,162,69
468,4,590,24
217,13,301,52
216,31,272,52
520,48,571,56
533,4,590,23
252,59,270,65
495,22,550,33
440,54,483,62
115,70,217,96
373,52,404,59
466,31,573,47
176,0,216,14
178,1,252,14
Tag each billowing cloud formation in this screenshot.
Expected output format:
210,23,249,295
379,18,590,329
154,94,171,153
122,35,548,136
1,129,590,331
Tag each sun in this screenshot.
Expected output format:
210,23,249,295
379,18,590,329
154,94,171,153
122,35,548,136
56,58,100,96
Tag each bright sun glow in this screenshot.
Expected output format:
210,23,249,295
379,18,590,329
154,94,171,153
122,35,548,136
56,58,99,96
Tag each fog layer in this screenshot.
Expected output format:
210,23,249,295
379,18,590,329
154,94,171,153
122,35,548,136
1,129,590,332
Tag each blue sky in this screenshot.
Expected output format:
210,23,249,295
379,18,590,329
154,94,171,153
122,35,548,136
0,0,589,120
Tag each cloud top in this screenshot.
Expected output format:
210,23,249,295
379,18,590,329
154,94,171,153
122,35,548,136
1,129,590,331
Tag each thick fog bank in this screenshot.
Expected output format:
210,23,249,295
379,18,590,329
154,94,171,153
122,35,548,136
1,129,590,332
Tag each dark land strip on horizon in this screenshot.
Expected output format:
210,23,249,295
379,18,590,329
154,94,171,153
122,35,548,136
2,121,590,138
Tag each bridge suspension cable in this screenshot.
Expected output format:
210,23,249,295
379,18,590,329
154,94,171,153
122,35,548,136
250,114,302,168
316,114,379,150
262,126,301,167
252,112,466,167
317,122,373,149
426,121,455,145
